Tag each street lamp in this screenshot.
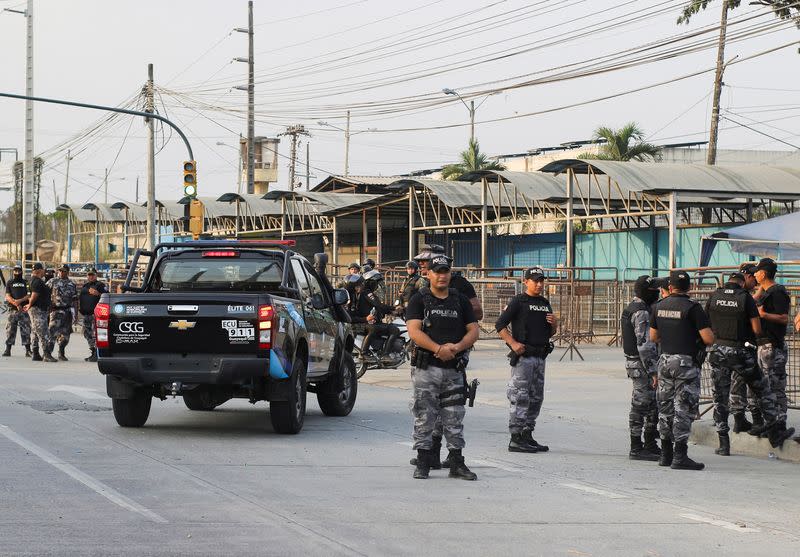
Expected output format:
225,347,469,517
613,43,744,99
89,169,126,204
317,112,376,177
442,88,497,143
216,138,244,195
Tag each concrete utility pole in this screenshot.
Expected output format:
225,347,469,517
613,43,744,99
344,110,351,177
135,175,139,203
63,149,70,205
146,63,156,250
103,167,108,204
22,0,34,265
707,0,729,165
306,142,310,190
233,2,256,194
280,125,309,191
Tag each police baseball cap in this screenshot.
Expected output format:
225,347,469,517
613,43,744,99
87,267,98,275
669,270,690,291
413,244,445,261
429,255,452,272
32,262,44,271
59,264,70,272
12,264,22,271
652,277,669,289
524,267,546,281
739,263,757,275
755,257,777,273
729,271,745,282
634,275,658,291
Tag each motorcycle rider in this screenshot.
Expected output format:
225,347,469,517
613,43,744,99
362,267,402,363
396,261,420,317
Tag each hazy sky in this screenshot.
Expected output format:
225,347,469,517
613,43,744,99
1,0,798,212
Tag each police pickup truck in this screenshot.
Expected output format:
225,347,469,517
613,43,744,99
95,241,357,434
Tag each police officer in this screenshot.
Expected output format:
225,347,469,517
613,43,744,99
79,268,106,362
495,267,557,453
337,262,361,288
24,262,56,362
406,255,479,480
750,257,792,436
3,265,31,357
395,261,420,317
362,268,401,360
705,271,794,454
619,276,660,461
47,264,78,361
728,263,761,433
649,271,714,470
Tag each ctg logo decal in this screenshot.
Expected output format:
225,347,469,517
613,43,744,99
113,304,125,315
119,321,144,333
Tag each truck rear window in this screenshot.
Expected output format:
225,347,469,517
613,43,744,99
151,258,283,291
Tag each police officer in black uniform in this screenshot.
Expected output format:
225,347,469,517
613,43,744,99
728,263,761,432
705,272,795,454
395,261,420,317
79,268,107,362
407,255,480,480
649,271,714,470
3,265,31,357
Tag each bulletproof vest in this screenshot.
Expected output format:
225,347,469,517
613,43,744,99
450,274,474,298
6,277,28,301
707,285,749,341
79,280,104,315
420,287,464,345
621,298,648,357
653,294,701,355
510,293,552,346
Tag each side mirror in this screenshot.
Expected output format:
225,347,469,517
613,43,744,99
310,293,328,310
333,288,349,306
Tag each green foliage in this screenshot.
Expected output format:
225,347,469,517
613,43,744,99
678,0,800,27
581,122,662,162
441,138,506,180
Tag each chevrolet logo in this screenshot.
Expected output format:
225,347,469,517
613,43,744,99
169,320,196,331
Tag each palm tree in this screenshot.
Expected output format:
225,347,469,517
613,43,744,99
441,138,505,180
579,122,661,162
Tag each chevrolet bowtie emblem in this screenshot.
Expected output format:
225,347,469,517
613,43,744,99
169,320,196,331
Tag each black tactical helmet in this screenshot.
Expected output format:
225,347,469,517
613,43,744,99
406,260,419,271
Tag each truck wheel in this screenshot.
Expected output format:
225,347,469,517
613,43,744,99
317,352,358,417
112,392,152,427
183,389,226,411
270,357,307,434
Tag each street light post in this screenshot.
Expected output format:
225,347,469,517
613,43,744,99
317,115,376,177
442,88,496,143
216,140,243,194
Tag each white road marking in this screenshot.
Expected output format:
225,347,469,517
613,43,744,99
396,441,414,447
0,424,167,523
680,513,760,533
472,458,523,473
48,385,106,400
560,482,628,499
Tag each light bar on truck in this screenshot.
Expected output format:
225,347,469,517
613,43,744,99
202,250,239,257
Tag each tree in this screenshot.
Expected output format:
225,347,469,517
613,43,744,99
677,1,800,27
578,122,662,162
441,138,505,180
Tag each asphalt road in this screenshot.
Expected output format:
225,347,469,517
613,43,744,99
1,337,799,556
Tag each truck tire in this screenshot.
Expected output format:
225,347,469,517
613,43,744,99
183,389,226,411
112,392,152,427
270,357,307,434
317,352,358,417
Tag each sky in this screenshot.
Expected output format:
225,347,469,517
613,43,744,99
0,0,799,213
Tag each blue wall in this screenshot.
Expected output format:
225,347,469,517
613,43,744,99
426,231,566,270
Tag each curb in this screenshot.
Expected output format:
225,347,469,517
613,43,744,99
690,419,800,463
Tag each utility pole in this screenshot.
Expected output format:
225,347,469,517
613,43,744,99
344,110,351,177
280,125,309,191
63,149,70,206
22,0,34,266
52,178,58,207
234,2,256,194
135,175,139,203
469,100,475,143
145,63,156,250
103,167,108,204
306,142,310,191
707,0,729,165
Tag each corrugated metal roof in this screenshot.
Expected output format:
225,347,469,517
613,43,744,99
216,193,284,215
81,203,127,222
312,174,402,192
143,200,185,221
110,202,148,222
57,204,96,223
263,190,394,215
457,171,566,200
538,159,800,199
178,196,241,219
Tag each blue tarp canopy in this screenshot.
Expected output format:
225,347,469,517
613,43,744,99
700,212,800,265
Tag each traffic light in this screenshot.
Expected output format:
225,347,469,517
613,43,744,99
183,160,197,198
188,198,204,239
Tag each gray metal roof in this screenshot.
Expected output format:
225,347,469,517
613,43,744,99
538,159,800,199
216,193,284,215
142,200,185,221
109,202,148,222
457,170,566,200
57,204,97,223
263,190,393,215
178,196,241,219
81,203,127,222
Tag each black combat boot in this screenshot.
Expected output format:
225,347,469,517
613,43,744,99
410,436,443,469
447,450,477,481
413,450,430,479
748,421,770,438
751,409,764,430
85,353,97,362
509,432,538,453
629,435,659,461
58,346,68,362
2,345,11,357
24,344,31,357
732,413,752,433
670,441,704,470
658,438,673,467
522,428,549,452
643,427,661,456
767,424,796,448
42,351,57,363
715,433,730,456
31,348,42,362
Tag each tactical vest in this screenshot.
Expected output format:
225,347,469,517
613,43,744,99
419,287,464,345
509,293,552,346
707,285,749,342
79,280,104,315
621,298,648,357
653,294,701,355
401,274,419,303
6,278,28,302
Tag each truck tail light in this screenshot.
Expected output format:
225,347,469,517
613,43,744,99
258,304,274,350
95,303,110,349
202,250,239,257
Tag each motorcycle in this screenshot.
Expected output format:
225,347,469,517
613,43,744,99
353,307,411,379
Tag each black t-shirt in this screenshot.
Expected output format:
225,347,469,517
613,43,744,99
5,277,28,303
760,284,791,343
495,294,553,346
450,274,477,299
79,280,107,315
29,276,51,310
406,290,477,345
